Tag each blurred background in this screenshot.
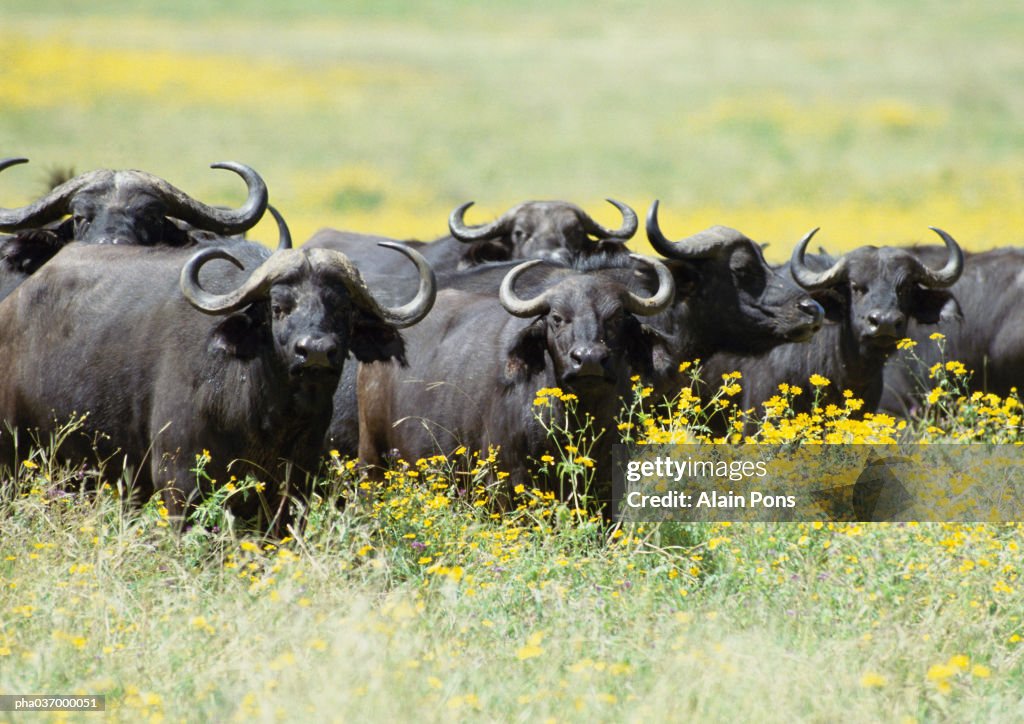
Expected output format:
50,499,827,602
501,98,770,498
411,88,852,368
2,0,1022,260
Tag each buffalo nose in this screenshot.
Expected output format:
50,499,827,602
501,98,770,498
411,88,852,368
798,298,824,324
867,310,906,335
568,345,610,377
294,335,339,369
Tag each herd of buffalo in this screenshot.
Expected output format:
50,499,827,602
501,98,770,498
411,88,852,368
0,158,1017,523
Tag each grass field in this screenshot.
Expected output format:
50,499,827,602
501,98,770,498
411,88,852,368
3,1,1024,254
2,2,1024,721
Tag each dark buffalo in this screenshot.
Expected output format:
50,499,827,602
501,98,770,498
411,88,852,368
881,246,1024,414
304,198,638,297
357,255,674,499
642,201,825,396
701,228,964,423
0,157,268,300
0,218,435,523
323,201,825,456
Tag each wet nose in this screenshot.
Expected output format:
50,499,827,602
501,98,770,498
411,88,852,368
294,335,340,369
568,345,610,377
867,310,906,335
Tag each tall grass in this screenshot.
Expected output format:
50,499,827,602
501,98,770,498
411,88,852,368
2,369,1023,720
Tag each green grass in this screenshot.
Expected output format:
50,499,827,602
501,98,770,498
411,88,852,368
2,1,1023,248
1,470,1021,721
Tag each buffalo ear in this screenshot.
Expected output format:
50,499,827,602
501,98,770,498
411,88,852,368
910,288,962,325
593,240,630,257
160,218,193,247
350,310,407,365
505,319,547,383
1,228,68,274
460,239,513,267
810,287,846,324
210,308,264,359
624,316,671,377
662,258,698,298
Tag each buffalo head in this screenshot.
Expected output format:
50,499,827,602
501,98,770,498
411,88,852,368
498,255,674,390
0,157,268,247
448,199,638,265
180,214,436,381
790,227,963,355
646,201,825,354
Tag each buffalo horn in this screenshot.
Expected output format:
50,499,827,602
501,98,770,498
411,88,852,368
645,200,751,260
371,242,437,327
0,158,105,231
448,201,515,242
623,254,675,315
915,227,964,288
578,199,638,240
498,260,549,317
267,204,292,251
789,228,850,290
155,162,268,235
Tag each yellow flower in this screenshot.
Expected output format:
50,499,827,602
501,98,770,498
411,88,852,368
516,631,545,660
927,662,956,681
929,332,945,341
971,664,991,678
945,360,967,376
896,338,917,350
859,671,887,688
947,654,969,671
808,374,830,387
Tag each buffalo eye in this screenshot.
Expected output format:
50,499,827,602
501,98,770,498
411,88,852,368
270,296,295,319
549,312,565,327
850,281,866,295
73,214,90,231
512,228,526,243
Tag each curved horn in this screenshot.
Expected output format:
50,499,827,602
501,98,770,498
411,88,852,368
499,259,550,317
645,200,750,259
158,162,268,235
180,247,297,315
448,201,515,242
0,158,103,231
579,199,638,241
789,228,849,290
623,254,675,316
915,227,964,288
374,242,436,327
267,204,292,251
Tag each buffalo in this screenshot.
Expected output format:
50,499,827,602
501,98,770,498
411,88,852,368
641,201,825,397
323,201,825,456
0,210,435,525
304,198,638,297
701,227,964,424
881,246,1024,414
0,157,269,300
357,255,674,501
